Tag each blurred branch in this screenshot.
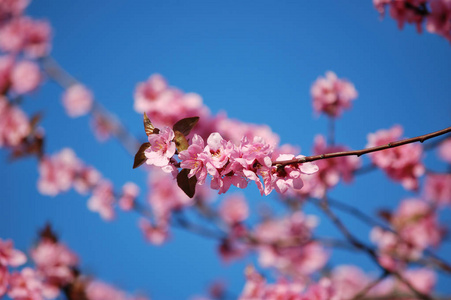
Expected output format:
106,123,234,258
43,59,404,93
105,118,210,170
41,56,141,156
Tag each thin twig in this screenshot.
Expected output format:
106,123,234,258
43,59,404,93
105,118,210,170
273,126,451,167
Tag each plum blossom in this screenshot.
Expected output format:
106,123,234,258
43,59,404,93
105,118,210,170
0,238,26,267
311,71,358,118
31,239,78,296
0,17,52,57
253,212,327,277
401,268,436,295
367,125,424,190
86,280,127,300
62,84,93,117
37,148,82,196
426,0,451,41
438,137,451,163
0,0,29,23
139,218,169,245
219,194,249,225
423,173,451,206
0,266,8,297
10,60,41,94
145,126,176,168
371,199,443,266
87,180,115,221
119,182,139,211
0,96,30,148
7,268,45,300
73,166,102,195
0,55,13,93
179,134,208,184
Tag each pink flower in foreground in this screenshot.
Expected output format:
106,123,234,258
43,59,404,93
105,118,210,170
424,173,451,206
311,71,358,118
62,84,93,117
367,125,424,190
37,148,82,196
273,154,319,194
145,126,176,168
0,96,30,147
179,134,208,184
438,137,451,163
219,194,249,225
119,182,139,211
87,180,115,221
31,239,78,289
426,0,451,41
8,268,44,300
0,238,26,267
10,60,41,94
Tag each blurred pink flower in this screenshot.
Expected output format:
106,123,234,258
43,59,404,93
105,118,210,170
139,218,169,245
0,0,29,23
87,180,115,221
0,266,8,297
219,193,249,225
426,0,451,41
8,268,44,300
367,125,424,190
0,238,26,267
0,96,30,147
86,280,127,300
423,173,451,206
62,84,93,117
311,71,357,118
31,239,78,290
10,60,41,94
438,137,451,163
0,55,13,93
119,182,139,211
37,148,82,196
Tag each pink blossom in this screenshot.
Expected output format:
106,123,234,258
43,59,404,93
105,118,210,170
401,268,436,295
254,212,327,277
311,71,358,118
300,278,336,300
367,125,424,190
90,113,113,142
0,17,51,57
87,180,115,221
73,166,102,195
37,148,82,196
62,84,94,117
273,154,318,194
10,60,41,94
423,173,451,206
426,0,451,41
119,182,139,211
179,134,208,184
134,74,168,113
86,280,127,300
0,266,8,297
389,0,427,32
147,169,193,218
0,55,13,93
145,126,176,168
0,96,30,147
0,0,29,23
330,265,371,299
7,268,44,300
438,137,451,163
139,218,169,245
0,238,26,267
31,239,78,290
219,194,249,224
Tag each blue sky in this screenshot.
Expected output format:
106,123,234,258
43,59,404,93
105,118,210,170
1,1,450,299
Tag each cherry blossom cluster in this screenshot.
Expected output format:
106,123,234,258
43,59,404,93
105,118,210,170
310,71,358,118
370,198,444,271
238,265,436,300
0,230,148,300
367,125,424,190
374,0,451,42
37,148,140,221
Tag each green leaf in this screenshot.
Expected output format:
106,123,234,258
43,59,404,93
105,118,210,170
133,142,150,169
177,168,197,198
173,116,199,136
173,130,189,152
